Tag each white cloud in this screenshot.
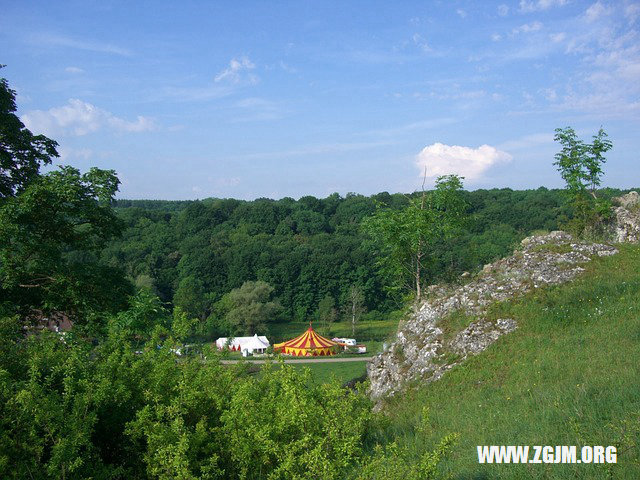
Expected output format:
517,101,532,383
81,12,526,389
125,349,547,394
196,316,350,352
542,87,558,101
625,3,640,23
549,32,566,42
213,177,241,188
456,8,467,18
512,21,543,34
214,56,257,84
415,143,512,182
58,146,94,161
519,0,568,13
585,2,611,22
498,133,554,151
491,33,503,42
498,4,510,16
21,99,155,137
556,8,640,118
28,33,131,56
64,66,84,74
412,33,432,53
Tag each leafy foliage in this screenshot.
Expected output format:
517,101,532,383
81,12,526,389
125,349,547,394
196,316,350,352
362,175,468,298
0,66,59,199
553,126,613,237
220,280,283,335
0,317,454,479
0,71,132,320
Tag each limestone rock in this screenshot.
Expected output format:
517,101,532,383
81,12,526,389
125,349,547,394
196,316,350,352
367,231,618,403
612,191,640,243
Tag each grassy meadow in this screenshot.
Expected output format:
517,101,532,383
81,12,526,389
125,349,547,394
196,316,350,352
290,361,368,385
373,244,640,479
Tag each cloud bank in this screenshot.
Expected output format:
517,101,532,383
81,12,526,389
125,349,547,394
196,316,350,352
21,99,155,137
416,143,512,182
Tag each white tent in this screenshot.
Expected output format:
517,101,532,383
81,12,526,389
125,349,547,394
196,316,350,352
215,334,270,356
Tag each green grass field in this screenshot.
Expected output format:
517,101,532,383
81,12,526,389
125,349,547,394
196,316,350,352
217,318,397,386
375,244,640,479
289,361,368,386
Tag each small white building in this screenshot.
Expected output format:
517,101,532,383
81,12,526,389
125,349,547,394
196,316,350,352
215,334,270,356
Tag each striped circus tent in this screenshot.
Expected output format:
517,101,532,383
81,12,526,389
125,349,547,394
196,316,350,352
274,324,341,356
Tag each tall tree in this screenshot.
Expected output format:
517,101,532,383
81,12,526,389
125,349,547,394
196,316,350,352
553,126,613,235
0,72,131,320
0,66,59,199
346,285,365,337
554,126,612,199
363,174,467,299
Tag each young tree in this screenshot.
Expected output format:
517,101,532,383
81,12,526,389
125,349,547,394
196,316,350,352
315,294,337,336
362,174,467,299
345,285,365,337
553,126,613,235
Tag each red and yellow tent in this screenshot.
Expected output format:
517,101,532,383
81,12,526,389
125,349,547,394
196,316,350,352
274,325,341,356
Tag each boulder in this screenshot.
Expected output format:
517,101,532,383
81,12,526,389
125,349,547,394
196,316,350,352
612,191,640,243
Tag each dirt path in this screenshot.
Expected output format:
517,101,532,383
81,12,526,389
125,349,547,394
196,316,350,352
221,357,374,364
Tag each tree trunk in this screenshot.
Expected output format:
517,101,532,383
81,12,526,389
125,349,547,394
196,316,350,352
351,303,355,337
415,254,421,299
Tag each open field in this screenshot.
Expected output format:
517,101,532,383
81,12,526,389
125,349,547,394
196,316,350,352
375,244,640,479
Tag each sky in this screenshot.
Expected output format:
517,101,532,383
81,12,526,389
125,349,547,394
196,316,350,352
1,0,639,200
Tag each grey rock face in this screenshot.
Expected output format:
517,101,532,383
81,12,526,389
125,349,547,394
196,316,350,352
367,231,618,403
616,191,639,209
612,192,640,243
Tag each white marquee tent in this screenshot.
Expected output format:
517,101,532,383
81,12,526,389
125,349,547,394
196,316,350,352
215,334,270,356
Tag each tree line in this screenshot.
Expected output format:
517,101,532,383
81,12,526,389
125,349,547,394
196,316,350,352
102,183,609,337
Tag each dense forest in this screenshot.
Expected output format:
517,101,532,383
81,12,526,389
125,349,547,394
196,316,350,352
101,187,607,337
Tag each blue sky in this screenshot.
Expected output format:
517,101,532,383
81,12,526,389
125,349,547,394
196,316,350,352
2,0,639,199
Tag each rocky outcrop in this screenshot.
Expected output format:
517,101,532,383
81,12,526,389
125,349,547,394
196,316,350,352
612,191,640,243
367,231,618,403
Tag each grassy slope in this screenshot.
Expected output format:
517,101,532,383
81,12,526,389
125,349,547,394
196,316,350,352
380,244,640,479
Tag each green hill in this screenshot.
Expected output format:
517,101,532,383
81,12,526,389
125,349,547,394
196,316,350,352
376,243,640,479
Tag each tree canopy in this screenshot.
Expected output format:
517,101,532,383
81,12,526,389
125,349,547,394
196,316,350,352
0,71,132,323
362,175,468,299
553,126,613,236
0,66,59,199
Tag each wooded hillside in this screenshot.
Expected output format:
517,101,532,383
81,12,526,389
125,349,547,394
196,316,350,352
102,188,630,337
